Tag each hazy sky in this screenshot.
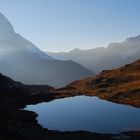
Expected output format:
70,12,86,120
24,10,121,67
0,0,140,52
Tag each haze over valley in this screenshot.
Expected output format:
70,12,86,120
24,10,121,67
0,13,93,88
48,35,140,73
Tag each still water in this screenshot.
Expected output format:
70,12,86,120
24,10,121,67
25,96,140,133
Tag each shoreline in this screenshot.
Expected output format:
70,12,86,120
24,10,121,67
1,91,139,140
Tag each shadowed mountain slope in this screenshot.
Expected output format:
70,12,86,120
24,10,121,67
0,13,93,88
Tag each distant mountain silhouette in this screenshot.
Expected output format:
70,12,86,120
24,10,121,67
0,13,93,88
48,35,140,73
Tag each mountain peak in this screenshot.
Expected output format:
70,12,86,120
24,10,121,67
126,34,140,42
70,48,81,53
0,13,14,36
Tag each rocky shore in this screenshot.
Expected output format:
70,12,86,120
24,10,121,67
0,90,112,140
0,88,140,140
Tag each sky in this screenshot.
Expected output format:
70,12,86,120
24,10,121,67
0,0,140,52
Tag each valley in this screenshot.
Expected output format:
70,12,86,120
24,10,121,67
0,59,140,140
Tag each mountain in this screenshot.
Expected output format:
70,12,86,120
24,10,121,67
0,13,93,88
56,59,140,108
48,35,140,73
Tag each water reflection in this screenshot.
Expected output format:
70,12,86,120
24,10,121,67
25,96,140,133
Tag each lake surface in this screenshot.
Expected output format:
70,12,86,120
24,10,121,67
25,96,140,133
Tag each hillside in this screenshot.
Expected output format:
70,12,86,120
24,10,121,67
0,73,53,103
56,59,140,108
0,73,26,96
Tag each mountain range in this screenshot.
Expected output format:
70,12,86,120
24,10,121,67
0,13,93,88
48,35,140,73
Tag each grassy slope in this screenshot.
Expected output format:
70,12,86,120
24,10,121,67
55,60,140,107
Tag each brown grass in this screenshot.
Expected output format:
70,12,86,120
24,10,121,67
54,59,140,108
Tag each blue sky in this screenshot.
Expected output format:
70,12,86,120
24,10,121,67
0,0,140,52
